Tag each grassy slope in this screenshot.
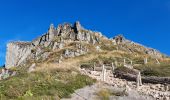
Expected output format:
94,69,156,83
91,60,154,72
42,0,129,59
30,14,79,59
0,66,95,100
1,40,170,99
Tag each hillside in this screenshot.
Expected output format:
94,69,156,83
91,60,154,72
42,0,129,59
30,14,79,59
0,21,170,100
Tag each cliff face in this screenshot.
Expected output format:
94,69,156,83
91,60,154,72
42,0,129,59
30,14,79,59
5,42,33,69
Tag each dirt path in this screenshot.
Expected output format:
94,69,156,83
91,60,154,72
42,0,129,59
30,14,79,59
62,82,153,100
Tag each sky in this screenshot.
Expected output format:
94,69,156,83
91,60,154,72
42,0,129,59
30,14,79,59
0,0,170,66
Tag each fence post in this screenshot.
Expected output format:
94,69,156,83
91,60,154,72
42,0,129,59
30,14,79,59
139,72,142,86
136,73,139,90
156,59,160,64
102,64,106,82
111,62,114,71
144,57,148,64
136,71,142,90
93,62,96,71
131,60,133,65
124,59,126,66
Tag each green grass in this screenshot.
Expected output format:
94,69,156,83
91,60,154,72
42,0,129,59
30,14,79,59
97,89,111,100
134,64,170,77
114,63,170,77
0,69,96,100
114,66,137,75
96,88,127,100
100,45,117,51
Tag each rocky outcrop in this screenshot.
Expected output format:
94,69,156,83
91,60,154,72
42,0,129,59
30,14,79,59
5,21,165,69
5,42,33,69
5,21,101,68
145,48,163,58
31,21,100,47
112,35,126,45
112,35,163,58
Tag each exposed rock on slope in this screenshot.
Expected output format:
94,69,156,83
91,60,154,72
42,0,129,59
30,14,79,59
5,42,33,69
5,21,101,68
112,35,163,58
5,21,164,69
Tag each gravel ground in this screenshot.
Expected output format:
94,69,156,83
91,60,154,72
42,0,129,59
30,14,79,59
62,82,154,100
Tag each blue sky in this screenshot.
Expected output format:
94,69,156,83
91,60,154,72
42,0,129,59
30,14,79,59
0,0,170,66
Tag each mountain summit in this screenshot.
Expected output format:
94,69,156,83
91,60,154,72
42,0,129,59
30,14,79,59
5,21,163,69
6,21,101,68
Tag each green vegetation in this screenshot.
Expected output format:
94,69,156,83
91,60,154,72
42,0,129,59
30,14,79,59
100,44,117,51
96,88,128,100
114,66,137,75
113,63,170,77
0,68,96,100
134,64,170,77
97,89,111,100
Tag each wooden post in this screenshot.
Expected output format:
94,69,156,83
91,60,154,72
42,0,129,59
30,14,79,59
104,69,106,82
156,59,160,64
102,65,106,82
93,62,96,71
111,62,114,71
136,71,142,90
144,57,148,64
111,62,115,73
124,59,126,66
131,60,133,65
165,84,169,91
139,72,142,86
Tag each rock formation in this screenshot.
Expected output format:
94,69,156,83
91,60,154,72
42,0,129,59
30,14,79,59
5,21,164,69
5,42,33,69
5,21,101,68
112,35,163,58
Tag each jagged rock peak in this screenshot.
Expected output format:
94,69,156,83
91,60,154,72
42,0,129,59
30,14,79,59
112,34,126,44
49,23,55,29
74,21,82,31
5,21,103,68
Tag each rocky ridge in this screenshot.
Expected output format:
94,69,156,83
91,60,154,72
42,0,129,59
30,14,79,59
5,21,163,69
5,21,102,69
